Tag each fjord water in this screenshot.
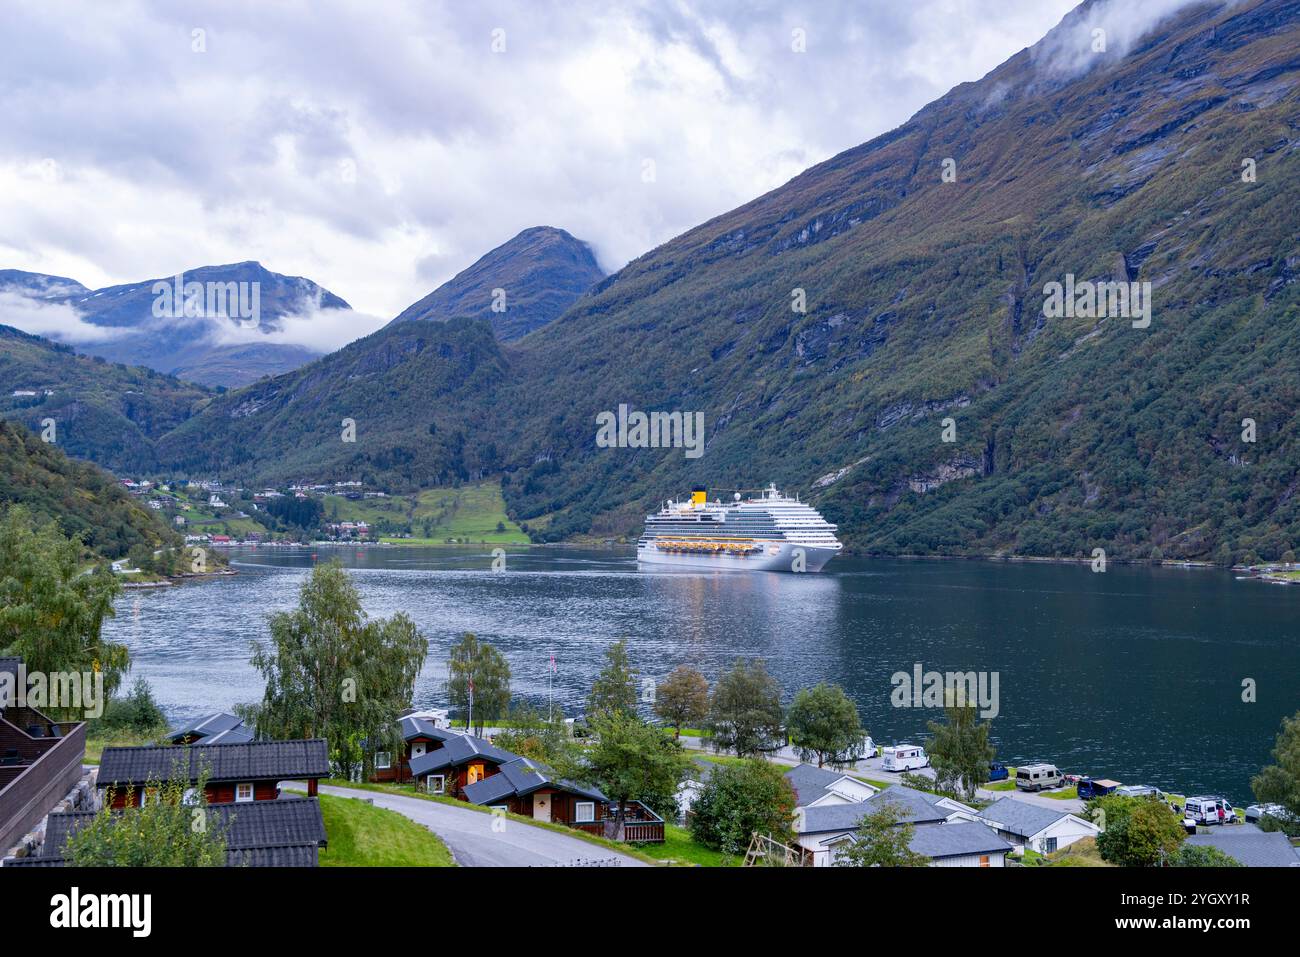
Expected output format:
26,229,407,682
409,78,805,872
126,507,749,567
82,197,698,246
105,546,1300,802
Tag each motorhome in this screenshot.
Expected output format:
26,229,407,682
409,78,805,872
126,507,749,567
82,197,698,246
1114,784,1166,802
1184,796,1237,826
1015,763,1062,792
881,745,928,772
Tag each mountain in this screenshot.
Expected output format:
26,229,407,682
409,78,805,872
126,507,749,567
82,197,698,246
389,226,604,340
0,262,350,387
0,418,178,559
31,0,1300,563
0,324,213,474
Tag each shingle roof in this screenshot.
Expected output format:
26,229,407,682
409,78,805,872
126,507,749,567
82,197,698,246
11,797,326,868
0,656,21,679
799,785,960,835
907,821,1013,859
1186,825,1300,867
409,734,517,776
399,716,460,743
785,763,852,806
979,797,1080,838
163,711,247,743
98,739,330,788
462,756,607,805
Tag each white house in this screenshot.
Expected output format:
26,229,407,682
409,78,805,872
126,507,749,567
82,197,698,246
795,784,986,867
784,763,879,808
977,796,1100,855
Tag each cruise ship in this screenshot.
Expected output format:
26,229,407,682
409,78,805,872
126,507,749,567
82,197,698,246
637,485,842,572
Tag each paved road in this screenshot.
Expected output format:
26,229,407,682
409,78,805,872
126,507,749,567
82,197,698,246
319,784,649,867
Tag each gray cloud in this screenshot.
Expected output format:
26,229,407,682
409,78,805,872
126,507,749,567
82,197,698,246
0,0,1082,330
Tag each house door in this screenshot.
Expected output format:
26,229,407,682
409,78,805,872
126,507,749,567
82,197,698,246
533,793,551,823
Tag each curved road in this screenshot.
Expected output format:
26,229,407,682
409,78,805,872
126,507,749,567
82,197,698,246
320,784,649,867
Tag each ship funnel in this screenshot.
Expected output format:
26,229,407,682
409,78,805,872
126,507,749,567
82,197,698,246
691,486,707,507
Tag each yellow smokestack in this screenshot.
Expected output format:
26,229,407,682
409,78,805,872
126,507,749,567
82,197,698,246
691,486,707,507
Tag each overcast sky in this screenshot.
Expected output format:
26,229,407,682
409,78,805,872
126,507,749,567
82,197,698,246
0,0,1093,343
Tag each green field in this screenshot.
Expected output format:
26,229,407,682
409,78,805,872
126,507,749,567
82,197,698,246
323,481,529,544
316,793,455,866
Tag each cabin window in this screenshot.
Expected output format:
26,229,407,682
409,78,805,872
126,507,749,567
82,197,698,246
575,801,595,823
411,743,426,758
467,763,484,784
1044,837,1058,854
141,787,159,807
427,774,446,794
375,751,392,770
235,782,254,803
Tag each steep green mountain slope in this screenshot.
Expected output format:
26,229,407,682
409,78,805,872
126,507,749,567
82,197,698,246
0,324,213,474
0,419,178,559
494,0,1300,561
53,0,1300,562
389,226,605,340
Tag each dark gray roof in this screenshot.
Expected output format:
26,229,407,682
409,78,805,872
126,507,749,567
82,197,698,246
163,712,252,744
907,821,1013,859
12,797,326,868
979,797,1078,838
800,785,958,835
1186,825,1300,867
399,715,459,743
0,656,21,678
98,739,329,788
409,734,517,776
784,763,863,806
462,756,607,805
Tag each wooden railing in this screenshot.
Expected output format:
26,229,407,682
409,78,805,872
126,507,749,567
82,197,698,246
0,720,86,854
567,801,666,844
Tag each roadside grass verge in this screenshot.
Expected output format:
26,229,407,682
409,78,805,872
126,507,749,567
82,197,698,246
316,792,454,866
317,779,670,865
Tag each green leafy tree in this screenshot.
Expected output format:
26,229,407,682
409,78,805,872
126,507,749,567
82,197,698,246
97,676,168,737
1251,710,1300,835
1170,844,1242,867
688,759,797,856
1092,794,1185,866
65,768,227,867
653,664,709,738
705,658,784,757
926,693,996,800
246,561,427,779
492,703,575,766
835,799,930,867
587,638,638,718
447,632,512,736
0,505,127,706
787,682,865,767
558,710,688,835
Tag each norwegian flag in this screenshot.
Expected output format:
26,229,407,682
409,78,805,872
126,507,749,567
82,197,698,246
549,653,557,674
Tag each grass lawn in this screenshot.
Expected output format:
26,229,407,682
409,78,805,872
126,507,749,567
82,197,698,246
316,793,455,866
318,779,666,865
84,729,161,765
634,824,738,867
1046,837,1112,867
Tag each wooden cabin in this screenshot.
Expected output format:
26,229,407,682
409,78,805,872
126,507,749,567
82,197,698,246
370,714,461,783
407,733,518,798
97,739,329,808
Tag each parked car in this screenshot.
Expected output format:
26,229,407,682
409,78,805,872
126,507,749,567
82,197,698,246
1244,802,1297,826
1015,763,1063,792
881,744,929,772
1077,777,1122,799
1184,795,1237,826
987,762,1009,782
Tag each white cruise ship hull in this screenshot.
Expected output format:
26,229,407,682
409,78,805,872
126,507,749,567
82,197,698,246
637,539,839,573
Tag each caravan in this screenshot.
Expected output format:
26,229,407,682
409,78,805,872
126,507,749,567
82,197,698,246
1015,763,1063,792
881,745,928,772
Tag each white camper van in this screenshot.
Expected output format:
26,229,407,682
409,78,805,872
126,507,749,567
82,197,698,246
1015,763,1063,792
881,745,928,772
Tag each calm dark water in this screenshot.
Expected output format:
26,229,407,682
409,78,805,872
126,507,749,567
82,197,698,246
103,546,1300,802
